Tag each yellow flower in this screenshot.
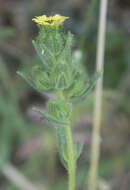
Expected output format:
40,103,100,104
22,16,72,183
32,14,69,26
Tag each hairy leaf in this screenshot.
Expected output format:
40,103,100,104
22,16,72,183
33,107,69,125
71,70,102,101
73,142,83,161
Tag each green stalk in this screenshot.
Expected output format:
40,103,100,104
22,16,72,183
65,125,75,190
57,90,75,190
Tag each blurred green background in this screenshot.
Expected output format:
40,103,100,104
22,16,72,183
0,0,130,190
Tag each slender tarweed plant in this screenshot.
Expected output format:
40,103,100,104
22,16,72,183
17,13,101,190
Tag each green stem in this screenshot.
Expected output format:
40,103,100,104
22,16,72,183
57,90,75,190
65,125,75,190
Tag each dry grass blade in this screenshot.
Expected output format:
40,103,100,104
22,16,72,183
87,0,108,190
2,163,46,190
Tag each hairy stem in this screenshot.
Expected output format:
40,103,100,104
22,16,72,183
65,125,75,190
57,90,76,190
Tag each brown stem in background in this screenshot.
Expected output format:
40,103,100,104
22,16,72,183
87,0,108,190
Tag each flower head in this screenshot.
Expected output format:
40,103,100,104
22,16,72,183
32,14,69,26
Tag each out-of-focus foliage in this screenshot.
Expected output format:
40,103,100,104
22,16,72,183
0,27,15,38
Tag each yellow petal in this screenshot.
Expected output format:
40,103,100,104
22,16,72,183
32,14,69,26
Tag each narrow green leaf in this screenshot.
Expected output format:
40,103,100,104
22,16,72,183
32,40,49,66
55,126,68,170
17,71,51,93
59,153,68,170
59,31,73,62
71,70,102,101
17,71,36,88
42,43,56,63
33,39,56,63
73,142,83,161
33,108,69,125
